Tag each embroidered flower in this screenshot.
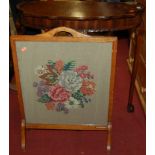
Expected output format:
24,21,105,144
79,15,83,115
48,84,70,102
37,82,49,97
56,103,65,111
64,97,81,109
55,60,64,74
79,73,87,79
75,65,88,73
80,81,96,95
45,102,55,110
35,65,49,76
55,103,69,114
58,71,82,92
33,59,96,114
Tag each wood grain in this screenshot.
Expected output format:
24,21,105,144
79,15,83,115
26,123,108,131
17,1,144,31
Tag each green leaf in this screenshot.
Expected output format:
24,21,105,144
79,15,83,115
50,77,58,84
48,60,55,67
72,91,85,102
73,91,84,97
46,74,58,84
38,94,51,103
69,101,74,105
80,103,85,108
64,61,76,71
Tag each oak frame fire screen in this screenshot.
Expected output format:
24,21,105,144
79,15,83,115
11,27,117,151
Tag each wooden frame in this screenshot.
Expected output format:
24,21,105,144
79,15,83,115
10,27,117,151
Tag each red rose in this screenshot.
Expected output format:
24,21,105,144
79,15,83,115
48,85,70,103
80,81,96,95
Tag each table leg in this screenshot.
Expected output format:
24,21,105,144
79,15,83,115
127,30,139,112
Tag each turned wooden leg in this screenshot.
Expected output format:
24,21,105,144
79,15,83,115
21,119,26,151
127,30,139,113
107,122,112,151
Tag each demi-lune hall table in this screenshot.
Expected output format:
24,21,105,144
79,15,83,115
17,0,144,112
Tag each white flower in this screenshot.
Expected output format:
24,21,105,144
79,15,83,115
64,97,81,109
35,65,49,76
58,71,82,92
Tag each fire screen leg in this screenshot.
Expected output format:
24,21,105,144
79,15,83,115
21,119,26,150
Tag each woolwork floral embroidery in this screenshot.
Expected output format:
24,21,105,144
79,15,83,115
33,60,96,114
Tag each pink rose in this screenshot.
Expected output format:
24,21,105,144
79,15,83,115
79,73,94,79
74,65,88,73
80,73,87,78
48,85,70,103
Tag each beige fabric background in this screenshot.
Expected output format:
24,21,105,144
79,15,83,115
16,41,113,126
